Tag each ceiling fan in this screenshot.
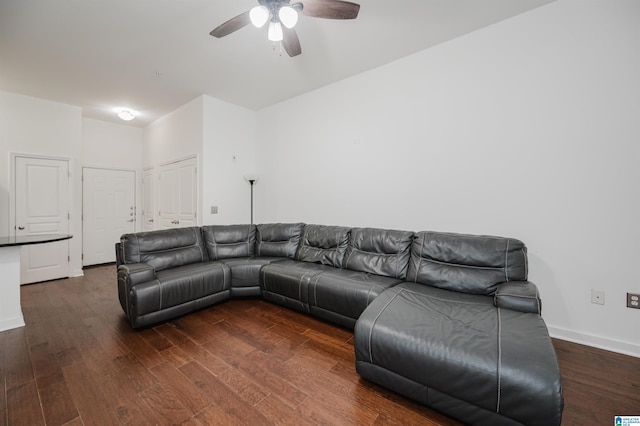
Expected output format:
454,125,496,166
209,0,360,57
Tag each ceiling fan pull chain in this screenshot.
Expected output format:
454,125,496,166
272,41,282,57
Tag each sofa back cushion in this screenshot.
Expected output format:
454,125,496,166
407,231,528,295
256,223,304,258
295,224,350,268
120,227,207,272
343,228,414,279
201,224,256,260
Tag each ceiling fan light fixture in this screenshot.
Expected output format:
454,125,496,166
249,5,269,28
114,108,136,121
268,21,283,41
278,6,298,29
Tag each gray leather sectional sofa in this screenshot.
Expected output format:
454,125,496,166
115,223,563,426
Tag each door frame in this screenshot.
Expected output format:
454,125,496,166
9,153,73,237
9,153,73,283
142,166,155,231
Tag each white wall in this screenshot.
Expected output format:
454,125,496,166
82,118,144,230
201,95,257,225
255,0,640,356
143,95,257,226
143,96,203,168
82,118,143,170
142,96,204,226
0,90,84,277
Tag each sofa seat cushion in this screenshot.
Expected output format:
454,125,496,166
260,259,334,313
308,269,402,329
219,257,286,297
354,282,563,426
133,262,230,316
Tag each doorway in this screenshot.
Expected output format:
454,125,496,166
82,167,135,266
13,155,70,284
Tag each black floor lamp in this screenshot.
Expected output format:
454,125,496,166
244,174,259,224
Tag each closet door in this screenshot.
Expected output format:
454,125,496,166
158,157,197,229
142,168,155,231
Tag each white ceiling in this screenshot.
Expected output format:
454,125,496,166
0,0,553,127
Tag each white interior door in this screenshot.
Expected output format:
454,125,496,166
177,158,197,227
14,156,70,284
158,164,178,229
82,168,135,266
142,168,155,231
158,157,197,229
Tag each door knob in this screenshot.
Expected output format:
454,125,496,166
127,219,134,223
148,219,154,223
18,226,25,230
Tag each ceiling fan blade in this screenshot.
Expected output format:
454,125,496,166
282,27,302,57
294,0,360,20
209,10,251,38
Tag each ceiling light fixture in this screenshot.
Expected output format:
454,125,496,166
249,5,269,28
210,0,360,58
249,2,299,42
114,108,136,121
278,6,298,29
268,21,283,42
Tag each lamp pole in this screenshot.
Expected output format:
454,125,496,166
244,174,259,225
248,179,255,224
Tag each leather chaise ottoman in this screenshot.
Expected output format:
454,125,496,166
355,283,563,425
354,231,563,425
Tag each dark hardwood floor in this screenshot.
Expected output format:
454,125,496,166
1,265,638,425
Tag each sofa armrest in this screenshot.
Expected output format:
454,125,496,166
118,263,156,286
494,281,541,315
115,242,123,268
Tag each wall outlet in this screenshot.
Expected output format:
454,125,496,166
627,293,640,309
591,289,605,305
210,206,218,214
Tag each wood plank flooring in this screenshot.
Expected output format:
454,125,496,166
1,264,638,425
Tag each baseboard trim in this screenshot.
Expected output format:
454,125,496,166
71,269,84,278
0,315,25,333
548,325,640,359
